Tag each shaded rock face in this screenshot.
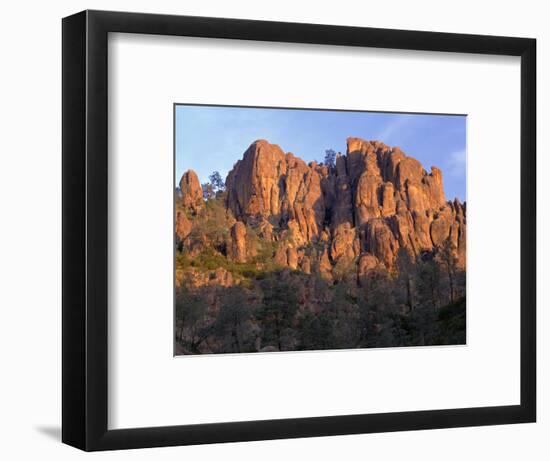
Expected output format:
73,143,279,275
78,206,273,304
180,137,466,283
274,245,299,270
229,222,247,263
330,222,359,262
179,170,203,213
175,210,192,242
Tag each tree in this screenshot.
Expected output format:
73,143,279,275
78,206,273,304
213,286,255,353
256,274,299,351
298,310,332,351
356,266,413,347
415,257,442,310
201,182,214,200
327,282,361,348
209,171,225,193
324,149,337,171
407,304,438,346
395,248,416,312
438,239,459,304
175,287,208,353
188,194,231,254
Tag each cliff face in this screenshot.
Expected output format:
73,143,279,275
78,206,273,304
225,140,326,244
178,137,466,285
223,138,465,277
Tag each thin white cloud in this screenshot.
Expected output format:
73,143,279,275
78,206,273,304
447,148,467,177
376,115,414,144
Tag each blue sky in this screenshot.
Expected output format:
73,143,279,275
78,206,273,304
175,105,466,201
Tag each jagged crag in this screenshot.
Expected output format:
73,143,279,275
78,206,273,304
175,137,466,354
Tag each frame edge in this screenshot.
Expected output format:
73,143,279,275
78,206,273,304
520,37,537,423
62,10,88,451
63,9,537,451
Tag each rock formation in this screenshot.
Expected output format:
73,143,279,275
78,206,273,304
178,137,466,285
229,221,247,263
175,210,192,242
225,140,326,244
179,169,203,213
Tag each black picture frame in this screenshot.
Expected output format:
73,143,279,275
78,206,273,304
62,9,536,451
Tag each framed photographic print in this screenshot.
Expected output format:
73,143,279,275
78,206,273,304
62,10,536,451
173,105,468,355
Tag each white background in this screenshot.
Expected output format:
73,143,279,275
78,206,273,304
109,34,521,428
0,0,548,459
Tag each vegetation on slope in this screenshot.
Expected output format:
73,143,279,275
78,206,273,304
174,188,466,355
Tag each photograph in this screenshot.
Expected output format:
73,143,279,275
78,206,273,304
174,105,467,355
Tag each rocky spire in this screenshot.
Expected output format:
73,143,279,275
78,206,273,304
178,169,203,213
184,137,466,283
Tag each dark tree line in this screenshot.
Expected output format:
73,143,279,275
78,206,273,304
175,246,466,354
